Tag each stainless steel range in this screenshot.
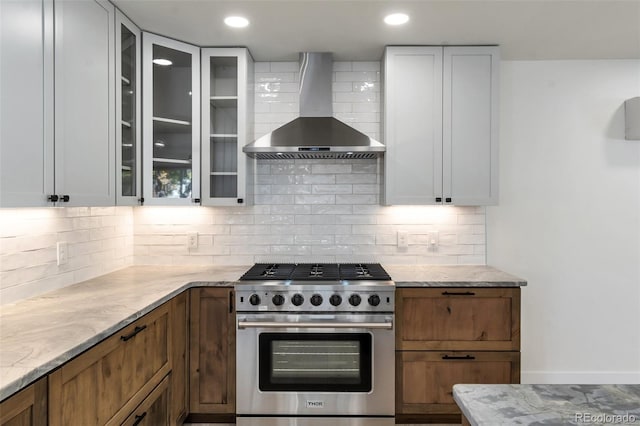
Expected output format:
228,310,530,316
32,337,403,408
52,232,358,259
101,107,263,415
235,263,395,426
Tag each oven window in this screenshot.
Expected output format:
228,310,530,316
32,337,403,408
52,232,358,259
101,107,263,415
259,333,372,392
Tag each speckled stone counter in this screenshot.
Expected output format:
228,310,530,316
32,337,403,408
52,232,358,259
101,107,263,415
386,265,527,287
0,265,248,402
453,384,640,425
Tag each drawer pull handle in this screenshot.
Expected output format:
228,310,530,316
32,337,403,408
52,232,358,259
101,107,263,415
442,291,476,296
120,325,147,342
132,412,147,426
442,355,476,360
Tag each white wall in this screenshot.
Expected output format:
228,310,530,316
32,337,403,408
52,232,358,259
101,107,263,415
488,60,640,383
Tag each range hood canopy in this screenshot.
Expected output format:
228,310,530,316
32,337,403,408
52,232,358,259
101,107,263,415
243,52,385,159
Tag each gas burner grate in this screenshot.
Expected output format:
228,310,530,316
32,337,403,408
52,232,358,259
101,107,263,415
291,263,340,280
339,263,391,281
239,263,296,280
238,263,391,281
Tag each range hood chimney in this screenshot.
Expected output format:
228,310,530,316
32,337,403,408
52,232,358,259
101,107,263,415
243,52,385,159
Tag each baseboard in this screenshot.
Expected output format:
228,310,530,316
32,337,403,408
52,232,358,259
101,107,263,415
522,371,640,384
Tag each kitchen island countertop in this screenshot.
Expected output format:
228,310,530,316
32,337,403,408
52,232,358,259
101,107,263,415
453,384,640,425
0,263,525,402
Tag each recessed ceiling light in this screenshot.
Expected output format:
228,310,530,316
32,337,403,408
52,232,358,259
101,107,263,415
152,58,172,66
224,16,249,28
384,13,409,26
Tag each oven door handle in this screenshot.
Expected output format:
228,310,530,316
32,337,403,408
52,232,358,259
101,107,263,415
237,321,393,330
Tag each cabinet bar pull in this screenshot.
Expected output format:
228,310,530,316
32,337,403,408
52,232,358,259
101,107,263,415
229,291,234,313
120,325,147,342
442,355,476,360
442,291,476,296
132,412,147,426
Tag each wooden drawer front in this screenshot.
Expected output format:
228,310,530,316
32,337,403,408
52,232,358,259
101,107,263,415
121,375,169,426
396,288,520,351
0,378,47,426
396,351,520,415
49,303,170,426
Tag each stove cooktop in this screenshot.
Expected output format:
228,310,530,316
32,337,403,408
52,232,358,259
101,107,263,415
239,263,391,281
236,263,394,312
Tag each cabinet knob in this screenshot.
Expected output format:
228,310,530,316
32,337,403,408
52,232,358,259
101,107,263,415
61,195,70,202
237,198,244,204
48,194,59,202
445,197,452,203
138,197,144,205
192,198,201,203
435,197,442,203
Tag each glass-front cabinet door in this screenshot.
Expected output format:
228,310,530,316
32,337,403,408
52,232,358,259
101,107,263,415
201,48,253,206
142,33,200,205
116,10,141,205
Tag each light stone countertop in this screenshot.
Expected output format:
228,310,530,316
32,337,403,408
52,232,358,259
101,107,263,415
387,265,526,287
0,263,525,402
0,265,248,402
453,384,640,425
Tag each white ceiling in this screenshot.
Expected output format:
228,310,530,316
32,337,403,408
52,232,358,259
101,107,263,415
112,0,640,61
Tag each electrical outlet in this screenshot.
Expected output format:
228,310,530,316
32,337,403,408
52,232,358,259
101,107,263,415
429,231,439,250
187,233,198,249
397,231,409,248
57,242,68,266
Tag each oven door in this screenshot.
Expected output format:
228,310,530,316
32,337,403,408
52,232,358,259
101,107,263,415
236,313,395,417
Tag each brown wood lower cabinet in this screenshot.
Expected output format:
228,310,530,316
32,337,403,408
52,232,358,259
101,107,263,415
0,378,47,426
188,287,235,420
122,375,170,426
170,291,189,424
396,351,520,416
48,302,171,426
395,287,521,423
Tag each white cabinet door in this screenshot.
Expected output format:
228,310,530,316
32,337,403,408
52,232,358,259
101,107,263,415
383,45,499,206
201,47,254,206
383,46,443,205
116,10,142,206
54,0,115,206
142,33,201,205
0,0,54,207
443,46,499,205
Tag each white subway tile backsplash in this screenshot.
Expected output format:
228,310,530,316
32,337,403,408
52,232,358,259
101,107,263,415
352,62,380,72
294,194,335,205
0,207,133,306
312,184,352,194
269,61,298,72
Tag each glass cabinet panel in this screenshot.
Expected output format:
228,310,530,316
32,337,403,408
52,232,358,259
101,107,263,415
143,33,200,205
201,49,253,206
116,11,141,205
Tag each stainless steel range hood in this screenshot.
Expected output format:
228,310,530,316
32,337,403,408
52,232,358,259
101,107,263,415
243,52,385,159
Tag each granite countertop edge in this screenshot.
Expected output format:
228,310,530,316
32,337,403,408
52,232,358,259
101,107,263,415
0,264,526,402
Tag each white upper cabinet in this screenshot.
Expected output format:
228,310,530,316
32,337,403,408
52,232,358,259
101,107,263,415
1,0,115,207
384,46,499,206
201,48,254,206
0,0,54,207
54,0,115,206
116,11,142,206
142,33,201,205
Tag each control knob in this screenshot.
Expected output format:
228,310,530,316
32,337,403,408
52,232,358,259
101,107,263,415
272,294,285,306
329,294,342,306
368,294,381,307
348,294,362,306
249,294,261,306
310,294,323,306
291,293,304,306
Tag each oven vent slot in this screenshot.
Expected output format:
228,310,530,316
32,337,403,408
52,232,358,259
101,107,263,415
253,152,379,160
